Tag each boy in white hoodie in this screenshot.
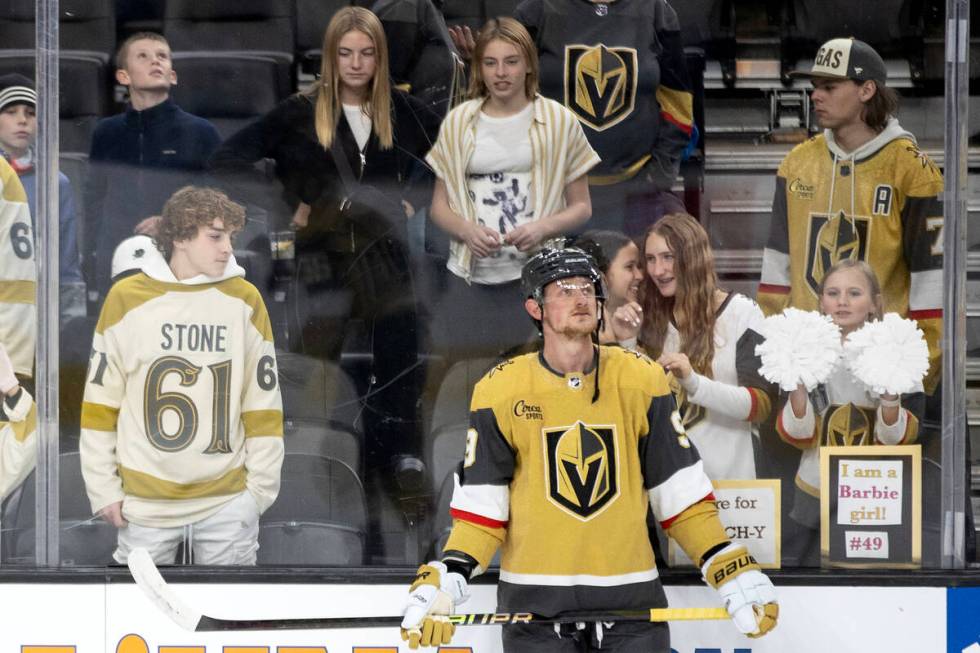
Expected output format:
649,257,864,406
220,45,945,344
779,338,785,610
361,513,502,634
80,186,284,565
757,37,944,396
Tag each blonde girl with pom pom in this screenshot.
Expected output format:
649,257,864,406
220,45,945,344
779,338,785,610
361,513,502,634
778,259,923,566
612,213,774,482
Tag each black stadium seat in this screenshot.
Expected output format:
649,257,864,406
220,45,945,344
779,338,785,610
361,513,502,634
0,52,109,154
164,0,295,99
168,52,285,140
295,0,353,73
424,357,496,493
283,417,361,475
257,453,368,565
0,0,116,63
276,351,364,436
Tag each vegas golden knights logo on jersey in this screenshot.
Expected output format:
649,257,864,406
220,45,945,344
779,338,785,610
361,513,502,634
822,403,875,447
804,211,871,296
668,374,706,432
564,44,637,131
544,421,619,520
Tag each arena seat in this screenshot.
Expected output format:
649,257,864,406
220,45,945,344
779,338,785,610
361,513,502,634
295,0,353,74
283,417,362,475
257,453,367,565
0,51,109,154
276,351,363,436
8,452,117,566
424,357,496,493
168,52,285,140
0,0,116,62
163,0,295,99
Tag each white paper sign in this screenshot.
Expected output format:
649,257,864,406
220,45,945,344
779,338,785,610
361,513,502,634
836,459,903,526
669,479,781,568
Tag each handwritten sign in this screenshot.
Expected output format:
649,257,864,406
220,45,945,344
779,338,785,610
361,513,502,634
668,479,781,569
820,445,921,568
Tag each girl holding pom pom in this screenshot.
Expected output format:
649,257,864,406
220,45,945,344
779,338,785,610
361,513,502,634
778,260,923,566
612,213,774,482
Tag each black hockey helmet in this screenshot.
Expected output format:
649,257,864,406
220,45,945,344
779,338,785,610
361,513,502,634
521,247,605,303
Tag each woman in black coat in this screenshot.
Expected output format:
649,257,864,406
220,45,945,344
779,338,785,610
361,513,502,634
211,6,440,483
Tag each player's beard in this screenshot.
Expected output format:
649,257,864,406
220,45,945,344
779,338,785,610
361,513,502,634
557,314,598,339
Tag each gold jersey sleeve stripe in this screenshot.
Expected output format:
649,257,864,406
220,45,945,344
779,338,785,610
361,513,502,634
120,464,247,500
9,401,36,443
80,402,121,431
588,154,651,186
0,280,36,304
1,162,28,203
243,409,284,438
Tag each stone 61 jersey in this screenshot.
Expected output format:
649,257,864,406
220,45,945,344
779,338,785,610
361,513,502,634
80,273,283,527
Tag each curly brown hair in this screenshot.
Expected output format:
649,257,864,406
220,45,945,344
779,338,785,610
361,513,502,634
156,186,245,260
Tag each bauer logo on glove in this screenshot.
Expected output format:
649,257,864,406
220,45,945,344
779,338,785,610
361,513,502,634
702,543,779,638
401,561,470,649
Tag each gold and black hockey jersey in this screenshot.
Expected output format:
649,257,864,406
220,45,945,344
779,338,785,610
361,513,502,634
758,124,944,392
445,346,718,615
515,0,693,186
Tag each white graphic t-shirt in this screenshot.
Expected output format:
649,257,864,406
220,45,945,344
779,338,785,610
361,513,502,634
465,104,535,284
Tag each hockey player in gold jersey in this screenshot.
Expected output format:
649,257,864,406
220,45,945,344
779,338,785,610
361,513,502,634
80,187,284,565
400,248,778,650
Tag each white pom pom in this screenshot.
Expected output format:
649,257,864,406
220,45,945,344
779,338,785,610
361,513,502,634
755,308,843,392
844,313,928,396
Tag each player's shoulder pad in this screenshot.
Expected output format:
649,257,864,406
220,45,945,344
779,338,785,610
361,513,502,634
602,345,671,396
475,354,527,387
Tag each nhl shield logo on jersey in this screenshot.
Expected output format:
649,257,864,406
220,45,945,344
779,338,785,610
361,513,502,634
803,210,871,296
564,44,637,131
544,421,619,520
823,403,875,447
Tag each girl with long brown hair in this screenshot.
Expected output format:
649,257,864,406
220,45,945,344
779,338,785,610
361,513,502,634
613,213,773,480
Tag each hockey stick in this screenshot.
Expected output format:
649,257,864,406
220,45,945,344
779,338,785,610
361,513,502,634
128,548,730,632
